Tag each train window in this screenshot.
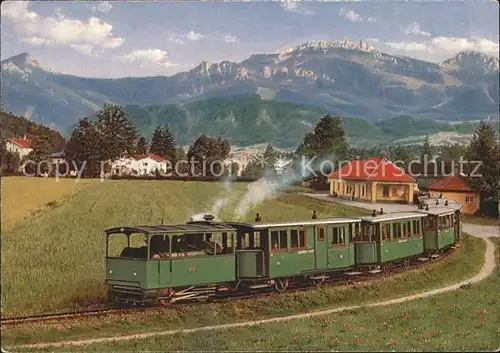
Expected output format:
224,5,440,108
279,230,288,250
317,227,325,240
331,227,345,246
381,223,390,241
392,223,401,240
406,221,412,238
271,230,279,251
254,231,261,248
413,220,420,236
290,229,299,249
299,229,307,248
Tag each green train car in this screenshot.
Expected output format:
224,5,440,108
104,205,462,306
419,207,462,255
353,212,426,272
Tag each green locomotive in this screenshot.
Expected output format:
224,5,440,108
105,205,462,306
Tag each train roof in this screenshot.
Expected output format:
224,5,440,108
105,222,235,235
225,217,361,229
417,207,457,216
418,196,462,209
360,212,426,223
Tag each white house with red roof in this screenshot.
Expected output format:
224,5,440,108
5,135,33,159
112,153,168,176
329,153,417,204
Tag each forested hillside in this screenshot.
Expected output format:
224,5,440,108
122,94,482,148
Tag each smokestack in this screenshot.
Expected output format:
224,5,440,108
312,210,317,219
255,213,261,222
372,210,377,217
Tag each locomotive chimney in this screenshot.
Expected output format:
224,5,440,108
255,213,261,222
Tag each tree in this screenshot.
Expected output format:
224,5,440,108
294,114,349,181
161,126,177,162
136,135,148,155
187,135,231,177
149,125,164,156
466,121,500,215
311,114,349,161
420,135,433,162
440,142,467,161
96,103,137,162
263,143,279,170
0,140,21,174
65,117,103,177
23,126,54,176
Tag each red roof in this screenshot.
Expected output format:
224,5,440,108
8,137,32,149
329,156,415,183
134,153,165,162
428,173,474,192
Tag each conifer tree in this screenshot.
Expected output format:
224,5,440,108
466,121,500,208
25,126,54,176
65,117,102,177
136,135,148,155
149,125,164,156
420,135,433,162
96,103,137,161
161,126,177,162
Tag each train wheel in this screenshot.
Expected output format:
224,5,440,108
382,262,392,274
312,277,325,287
275,278,289,292
403,259,410,269
159,288,172,307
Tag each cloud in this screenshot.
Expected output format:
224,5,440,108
169,30,206,45
1,2,124,53
223,35,238,44
119,49,178,68
279,0,315,15
338,8,375,22
1,1,39,21
20,36,53,46
404,22,431,37
90,1,113,14
70,44,94,55
384,36,499,59
186,30,205,41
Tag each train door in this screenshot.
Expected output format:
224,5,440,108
314,225,328,269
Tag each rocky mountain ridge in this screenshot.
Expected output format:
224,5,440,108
1,41,498,133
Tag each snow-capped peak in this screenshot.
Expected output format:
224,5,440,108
278,40,377,58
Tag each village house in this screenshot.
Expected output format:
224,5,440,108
427,172,480,215
112,154,168,176
329,153,417,204
5,135,32,159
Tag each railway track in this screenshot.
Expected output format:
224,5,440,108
1,246,456,327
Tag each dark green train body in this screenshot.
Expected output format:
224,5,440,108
105,203,462,306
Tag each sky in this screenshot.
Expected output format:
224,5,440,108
1,0,499,78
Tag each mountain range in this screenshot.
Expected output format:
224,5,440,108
1,40,499,146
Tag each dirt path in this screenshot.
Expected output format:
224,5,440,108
8,233,497,351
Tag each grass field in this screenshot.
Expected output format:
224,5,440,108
1,177,87,233
9,237,496,352
2,233,486,348
1,177,368,317
462,214,500,226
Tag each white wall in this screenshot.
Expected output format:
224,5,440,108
6,141,32,160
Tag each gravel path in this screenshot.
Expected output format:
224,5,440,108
9,227,498,350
